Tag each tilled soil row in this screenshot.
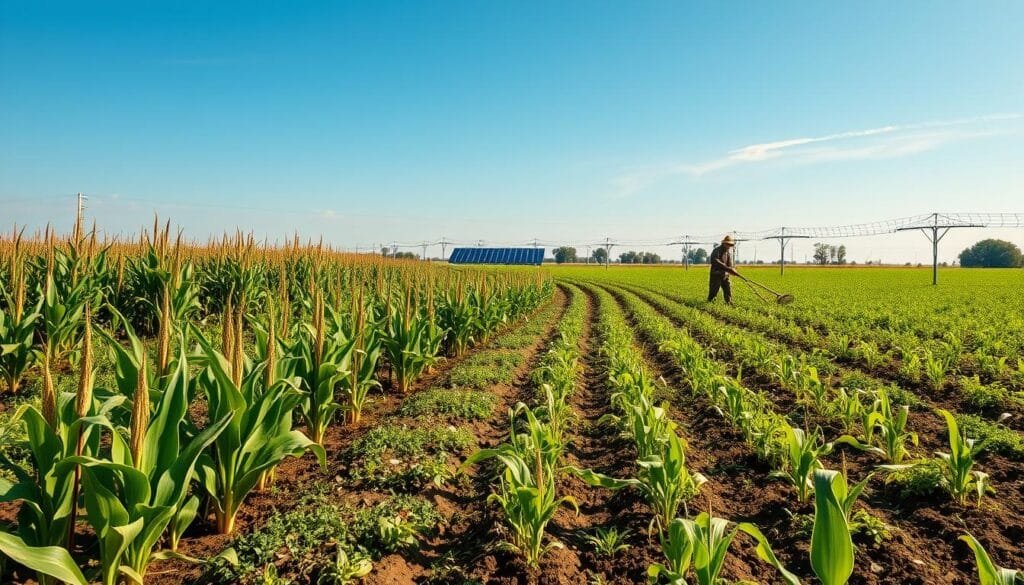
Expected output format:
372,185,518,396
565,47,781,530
546,283,661,584
601,283,1001,585
416,286,573,585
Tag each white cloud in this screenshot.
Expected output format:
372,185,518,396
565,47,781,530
611,113,1021,197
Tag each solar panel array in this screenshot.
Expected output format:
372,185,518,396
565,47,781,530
448,247,544,266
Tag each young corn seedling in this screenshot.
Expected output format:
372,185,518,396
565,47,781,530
867,389,917,463
959,533,1022,585
463,407,577,568
935,409,991,506
810,469,871,585
636,431,707,534
923,349,954,391
647,512,800,585
773,426,833,503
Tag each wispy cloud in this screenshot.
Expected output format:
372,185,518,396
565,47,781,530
612,113,1021,197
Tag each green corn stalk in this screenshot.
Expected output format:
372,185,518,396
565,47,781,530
294,294,352,445
437,280,478,356
0,349,122,583
960,533,1022,585
810,469,870,585
381,291,442,393
773,426,833,503
193,332,326,534
866,390,917,463
936,409,991,506
464,411,577,569
341,289,382,424
0,253,41,394
61,336,233,585
647,513,800,585
636,432,707,533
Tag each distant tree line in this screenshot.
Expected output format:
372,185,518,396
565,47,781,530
618,250,661,264
380,247,419,260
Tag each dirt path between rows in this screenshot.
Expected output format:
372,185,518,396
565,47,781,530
390,287,572,585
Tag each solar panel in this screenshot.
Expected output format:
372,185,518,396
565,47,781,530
448,247,544,266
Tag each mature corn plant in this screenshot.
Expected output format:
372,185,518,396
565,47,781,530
341,288,381,424
293,292,352,445
438,281,478,356
380,288,443,393
0,308,122,584
193,323,326,534
65,326,232,585
0,240,41,394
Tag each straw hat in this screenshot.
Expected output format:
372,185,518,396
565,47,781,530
721,235,735,246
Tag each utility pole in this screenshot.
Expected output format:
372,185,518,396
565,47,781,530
440,238,449,261
604,237,614,270
421,242,428,261
75,192,87,239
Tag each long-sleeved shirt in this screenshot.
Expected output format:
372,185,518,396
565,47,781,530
709,244,733,275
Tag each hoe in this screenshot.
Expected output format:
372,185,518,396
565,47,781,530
715,258,795,305
734,272,795,305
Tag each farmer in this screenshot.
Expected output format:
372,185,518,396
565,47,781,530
707,235,739,303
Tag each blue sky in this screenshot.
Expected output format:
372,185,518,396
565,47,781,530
2,1,1022,261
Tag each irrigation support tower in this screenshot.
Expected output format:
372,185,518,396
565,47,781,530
896,213,985,285
764,228,809,276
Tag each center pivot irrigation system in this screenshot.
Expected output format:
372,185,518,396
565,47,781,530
381,212,1023,285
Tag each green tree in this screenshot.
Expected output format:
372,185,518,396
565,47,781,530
552,246,578,264
641,252,661,264
836,245,847,265
959,239,1023,268
618,251,640,264
813,243,831,265
592,247,608,264
687,248,708,264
